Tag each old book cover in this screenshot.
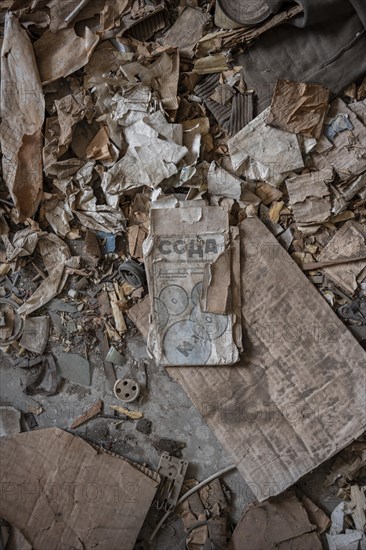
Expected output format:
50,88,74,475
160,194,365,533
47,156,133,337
144,204,240,366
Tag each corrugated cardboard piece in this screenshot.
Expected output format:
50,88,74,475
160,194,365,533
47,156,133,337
143,204,241,366
0,428,160,550
168,216,366,500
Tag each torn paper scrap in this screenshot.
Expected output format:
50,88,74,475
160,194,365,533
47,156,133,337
267,79,330,139
144,204,240,366
102,113,187,199
0,13,44,220
168,216,366,501
0,428,159,550
330,502,345,535
34,26,99,85
47,160,125,234
207,162,242,200
318,221,366,296
326,531,363,550
228,107,304,180
286,169,333,227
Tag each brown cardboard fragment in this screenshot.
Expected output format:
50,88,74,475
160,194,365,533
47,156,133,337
144,204,240,366
317,221,366,295
0,13,44,220
267,79,330,139
227,490,322,550
86,126,116,163
195,74,231,130
194,75,254,135
193,54,228,75
300,494,331,533
210,83,235,105
119,1,167,41
34,27,99,85
0,428,159,550
229,91,254,135
168,216,366,500
128,225,147,260
200,246,231,315
127,294,150,340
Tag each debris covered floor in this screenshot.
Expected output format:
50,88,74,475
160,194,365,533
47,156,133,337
1,0,366,548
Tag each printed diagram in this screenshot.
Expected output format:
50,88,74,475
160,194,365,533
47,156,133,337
154,283,231,365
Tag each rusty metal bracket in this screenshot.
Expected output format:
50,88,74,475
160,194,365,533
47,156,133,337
156,452,188,512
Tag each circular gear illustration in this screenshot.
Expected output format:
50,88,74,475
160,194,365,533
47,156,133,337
159,285,189,316
190,305,229,341
191,281,203,306
153,298,169,331
163,320,211,365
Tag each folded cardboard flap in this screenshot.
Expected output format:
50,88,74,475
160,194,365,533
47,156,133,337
144,204,241,366
0,428,160,550
168,216,366,500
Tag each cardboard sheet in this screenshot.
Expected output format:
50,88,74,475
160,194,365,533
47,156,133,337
0,428,159,550
144,204,241,366
168,216,366,500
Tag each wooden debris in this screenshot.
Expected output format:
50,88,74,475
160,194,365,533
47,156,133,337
110,405,143,420
70,399,103,429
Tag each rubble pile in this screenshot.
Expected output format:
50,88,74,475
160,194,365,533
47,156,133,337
0,0,366,548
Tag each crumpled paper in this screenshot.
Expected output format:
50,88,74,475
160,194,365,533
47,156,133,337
18,234,80,316
0,13,45,220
